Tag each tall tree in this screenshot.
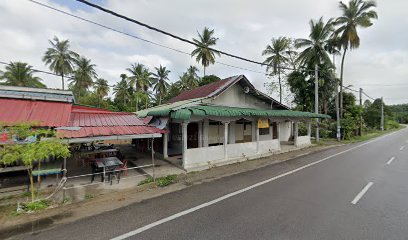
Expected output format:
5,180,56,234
191,27,220,76
127,63,153,110
94,78,110,107
113,77,130,106
152,65,170,105
69,56,97,100
0,61,45,88
42,36,79,90
334,0,378,116
262,37,291,103
295,17,334,68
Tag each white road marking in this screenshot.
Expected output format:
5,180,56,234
351,182,374,205
386,157,395,165
111,130,399,240
400,146,405,151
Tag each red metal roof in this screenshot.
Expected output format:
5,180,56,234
167,76,239,103
57,126,166,138
0,98,71,127
68,112,145,127
57,105,164,139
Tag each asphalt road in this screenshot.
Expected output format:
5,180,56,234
12,128,408,240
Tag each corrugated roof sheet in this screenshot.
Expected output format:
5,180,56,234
146,105,331,120
167,76,239,103
0,98,71,127
69,112,145,127
0,85,75,103
57,126,166,138
57,105,165,139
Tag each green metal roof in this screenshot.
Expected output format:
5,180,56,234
146,105,331,120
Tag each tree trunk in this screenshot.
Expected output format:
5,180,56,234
37,160,41,193
278,68,282,103
28,164,35,202
203,66,206,77
61,73,65,90
340,48,347,117
159,95,162,105
136,96,139,112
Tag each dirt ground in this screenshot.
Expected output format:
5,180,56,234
0,141,342,236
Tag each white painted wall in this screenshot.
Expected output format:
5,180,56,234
295,136,311,147
258,139,280,153
211,85,271,110
227,142,257,159
184,145,224,170
279,122,292,141
183,139,281,171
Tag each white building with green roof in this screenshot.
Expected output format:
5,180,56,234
137,75,329,171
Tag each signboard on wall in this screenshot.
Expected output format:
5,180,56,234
258,118,269,129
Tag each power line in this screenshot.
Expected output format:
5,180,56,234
72,0,313,73
27,0,266,75
0,60,74,80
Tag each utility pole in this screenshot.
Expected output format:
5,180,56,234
332,54,341,141
335,82,341,141
359,88,363,136
315,64,319,142
380,96,384,131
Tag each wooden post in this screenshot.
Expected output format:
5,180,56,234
151,138,155,181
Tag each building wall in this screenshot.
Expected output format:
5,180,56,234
295,136,311,147
183,139,280,171
279,122,292,141
211,85,271,110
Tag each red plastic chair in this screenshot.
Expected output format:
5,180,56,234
119,159,128,176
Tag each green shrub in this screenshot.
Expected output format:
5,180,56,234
156,175,177,187
24,200,48,212
386,120,400,130
138,177,154,186
85,193,94,199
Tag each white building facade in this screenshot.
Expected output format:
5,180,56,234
138,75,329,171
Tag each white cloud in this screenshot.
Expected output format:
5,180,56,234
0,0,406,104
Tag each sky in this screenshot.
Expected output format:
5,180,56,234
0,0,407,105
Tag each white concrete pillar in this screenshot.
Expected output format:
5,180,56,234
228,121,236,144
203,119,209,147
198,121,203,148
256,121,260,153
269,121,273,140
277,122,281,140
294,122,299,146
163,132,168,158
308,121,312,137
223,122,229,159
181,122,189,166
252,120,257,141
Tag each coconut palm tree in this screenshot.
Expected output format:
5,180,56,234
295,17,334,68
334,0,378,116
94,78,109,107
69,56,97,100
113,78,130,106
186,65,200,86
262,37,291,103
127,63,144,91
42,36,79,90
191,27,220,76
0,62,46,88
152,65,170,105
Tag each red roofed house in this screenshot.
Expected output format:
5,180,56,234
0,86,165,143
137,75,329,171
